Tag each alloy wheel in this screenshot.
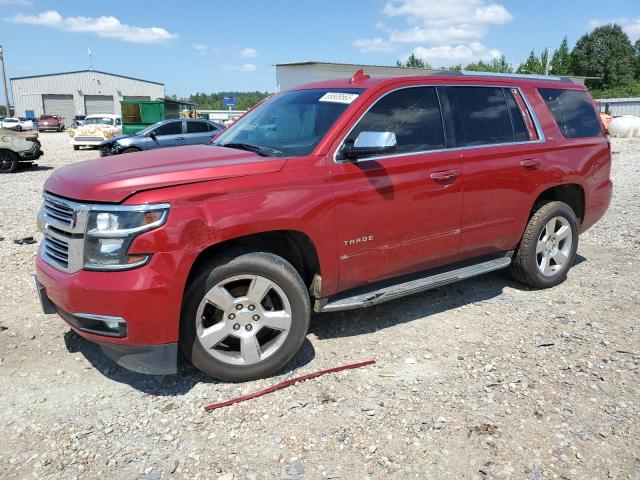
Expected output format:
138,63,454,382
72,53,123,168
536,216,573,276
195,274,292,366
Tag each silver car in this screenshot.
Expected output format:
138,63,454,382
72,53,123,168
100,118,224,156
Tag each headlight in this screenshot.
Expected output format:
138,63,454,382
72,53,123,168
83,204,170,270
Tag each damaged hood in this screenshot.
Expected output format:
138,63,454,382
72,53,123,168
45,145,287,203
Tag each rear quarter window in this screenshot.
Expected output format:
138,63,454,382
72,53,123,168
538,88,602,138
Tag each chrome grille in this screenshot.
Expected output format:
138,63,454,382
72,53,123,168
38,193,91,273
43,196,74,226
43,230,70,269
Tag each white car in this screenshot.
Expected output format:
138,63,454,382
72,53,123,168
1,117,33,131
68,114,122,150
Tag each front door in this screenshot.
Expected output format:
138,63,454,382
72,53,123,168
329,86,463,291
148,120,185,149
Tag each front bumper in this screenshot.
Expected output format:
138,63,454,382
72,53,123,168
35,274,177,375
35,253,182,375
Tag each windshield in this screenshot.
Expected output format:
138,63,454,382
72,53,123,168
85,117,114,125
213,88,363,157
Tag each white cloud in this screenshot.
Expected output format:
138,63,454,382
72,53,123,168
588,17,640,41
192,43,208,55
223,63,257,72
242,63,256,72
352,38,396,53
241,47,257,58
409,42,501,66
5,10,177,44
353,0,512,66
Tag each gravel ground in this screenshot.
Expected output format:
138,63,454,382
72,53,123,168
0,133,639,480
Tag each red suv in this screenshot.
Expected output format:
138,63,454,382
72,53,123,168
38,114,65,132
35,71,612,382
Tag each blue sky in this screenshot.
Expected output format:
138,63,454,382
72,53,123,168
1,0,639,99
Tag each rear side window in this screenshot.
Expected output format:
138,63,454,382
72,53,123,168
187,121,209,133
449,86,513,146
348,86,444,155
538,88,602,138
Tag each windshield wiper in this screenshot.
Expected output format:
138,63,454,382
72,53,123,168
213,142,282,157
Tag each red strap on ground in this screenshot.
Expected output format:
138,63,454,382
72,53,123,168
204,360,376,412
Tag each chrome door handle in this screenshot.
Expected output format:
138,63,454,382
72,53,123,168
430,169,459,183
520,159,541,170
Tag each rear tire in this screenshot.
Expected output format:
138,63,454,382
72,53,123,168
180,250,311,382
0,150,19,173
508,201,578,289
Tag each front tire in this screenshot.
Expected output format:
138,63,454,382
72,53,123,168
180,250,311,382
0,150,19,173
509,201,578,289
122,147,141,154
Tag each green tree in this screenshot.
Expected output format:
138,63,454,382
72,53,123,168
635,39,640,79
571,24,636,89
517,50,544,74
0,105,6,116
539,48,550,74
396,53,431,69
550,36,572,75
187,91,271,110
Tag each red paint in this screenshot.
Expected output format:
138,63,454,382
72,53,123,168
38,74,612,349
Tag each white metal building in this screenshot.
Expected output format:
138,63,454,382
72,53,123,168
275,61,589,91
275,61,439,91
595,97,640,117
10,70,165,121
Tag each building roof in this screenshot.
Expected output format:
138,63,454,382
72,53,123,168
10,69,163,86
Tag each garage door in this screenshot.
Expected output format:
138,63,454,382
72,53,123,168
84,95,114,115
42,94,75,124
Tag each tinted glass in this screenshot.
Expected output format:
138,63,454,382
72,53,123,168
187,121,209,133
538,88,602,138
504,89,530,142
450,87,513,146
208,122,222,132
154,121,182,136
348,87,444,155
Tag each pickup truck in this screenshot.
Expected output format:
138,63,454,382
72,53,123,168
35,70,612,382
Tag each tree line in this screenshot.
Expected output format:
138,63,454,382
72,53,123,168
396,24,640,99
171,91,271,111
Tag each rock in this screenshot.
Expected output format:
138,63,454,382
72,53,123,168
13,236,36,245
285,459,304,476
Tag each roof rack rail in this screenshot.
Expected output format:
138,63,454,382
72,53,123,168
458,70,574,83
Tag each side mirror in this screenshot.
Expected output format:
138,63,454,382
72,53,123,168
341,131,397,161
148,131,157,139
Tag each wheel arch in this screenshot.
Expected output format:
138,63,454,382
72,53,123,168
184,229,321,295
530,183,585,227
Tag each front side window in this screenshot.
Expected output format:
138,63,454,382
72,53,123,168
214,88,363,157
345,86,445,157
154,121,182,136
450,86,514,146
538,88,602,138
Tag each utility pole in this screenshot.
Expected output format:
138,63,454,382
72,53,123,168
0,45,10,116
544,47,551,76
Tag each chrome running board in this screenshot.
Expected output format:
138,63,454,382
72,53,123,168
315,253,512,313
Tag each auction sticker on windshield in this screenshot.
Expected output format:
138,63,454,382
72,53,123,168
319,92,360,104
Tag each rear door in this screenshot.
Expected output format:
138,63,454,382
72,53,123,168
330,85,463,291
447,85,547,257
148,120,185,149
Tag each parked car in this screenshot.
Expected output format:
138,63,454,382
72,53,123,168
35,71,611,382
2,117,29,131
71,115,86,128
0,128,43,173
99,118,224,156
68,114,122,150
17,117,34,131
38,114,65,132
